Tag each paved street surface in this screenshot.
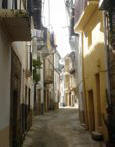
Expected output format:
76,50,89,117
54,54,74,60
23,109,105,147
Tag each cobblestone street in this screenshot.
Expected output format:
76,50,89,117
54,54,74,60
23,109,105,147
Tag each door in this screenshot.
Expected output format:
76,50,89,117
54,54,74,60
88,90,95,132
2,0,8,8
69,92,71,106
38,89,41,114
44,89,47,112
12,0,17,9
95,73,102,127
10,50,21,147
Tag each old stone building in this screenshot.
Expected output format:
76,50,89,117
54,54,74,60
44,31,55,111
64,56,71,106
54,50,61,109
69,52,77,107
64,54,77,107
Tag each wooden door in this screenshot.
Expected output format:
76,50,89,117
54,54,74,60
88,90,95,132
10,50,21,147
38,89,41,114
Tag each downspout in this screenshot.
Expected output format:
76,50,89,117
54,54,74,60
81,32,88,126
103,7,115,144
103,11,111,108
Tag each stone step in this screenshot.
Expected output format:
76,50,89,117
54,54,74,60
91,131,103,141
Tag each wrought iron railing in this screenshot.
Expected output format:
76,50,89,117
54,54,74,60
1,0,42,29
1,0,27,10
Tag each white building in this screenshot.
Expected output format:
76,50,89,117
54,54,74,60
0,1,34,146
54,50,61,109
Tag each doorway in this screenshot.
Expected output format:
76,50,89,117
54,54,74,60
88,90,95,132
10,50,21,147
37,89,41,114
95,73,102,127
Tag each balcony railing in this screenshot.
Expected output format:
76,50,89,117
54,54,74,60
29,0,42,29
0,0,31,41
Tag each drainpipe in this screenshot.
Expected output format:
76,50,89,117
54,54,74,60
103,11,111,108
103,9,115,145
81,32,88,127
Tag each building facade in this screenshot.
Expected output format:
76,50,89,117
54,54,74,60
99,0,115,145
64,56,71,106
54,50,61,109
60,67,65,107
69,52,77,107
64,54,77,107
74,0,108,141
0,0,42,146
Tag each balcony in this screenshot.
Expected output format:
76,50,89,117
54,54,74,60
0,1,31,41
74,0,98,32
99,0,112,10
29,0,42,29
25,69,32,78
45,70,54,84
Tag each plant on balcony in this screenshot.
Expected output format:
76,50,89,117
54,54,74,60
32,57,42,83
14,10,28,17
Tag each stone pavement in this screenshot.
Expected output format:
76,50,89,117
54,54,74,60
23,109,105,147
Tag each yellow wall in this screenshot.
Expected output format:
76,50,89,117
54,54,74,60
82,10,108,140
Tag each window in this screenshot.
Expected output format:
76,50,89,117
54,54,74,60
2,0,18,9
2,0,8,9
12,0,17,9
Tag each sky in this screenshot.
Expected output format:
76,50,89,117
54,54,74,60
42,0,71,58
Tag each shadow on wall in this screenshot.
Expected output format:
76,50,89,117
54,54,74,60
83,43,105,73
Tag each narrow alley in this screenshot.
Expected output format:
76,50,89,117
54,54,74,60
1,0,115,147
23,109,104,147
